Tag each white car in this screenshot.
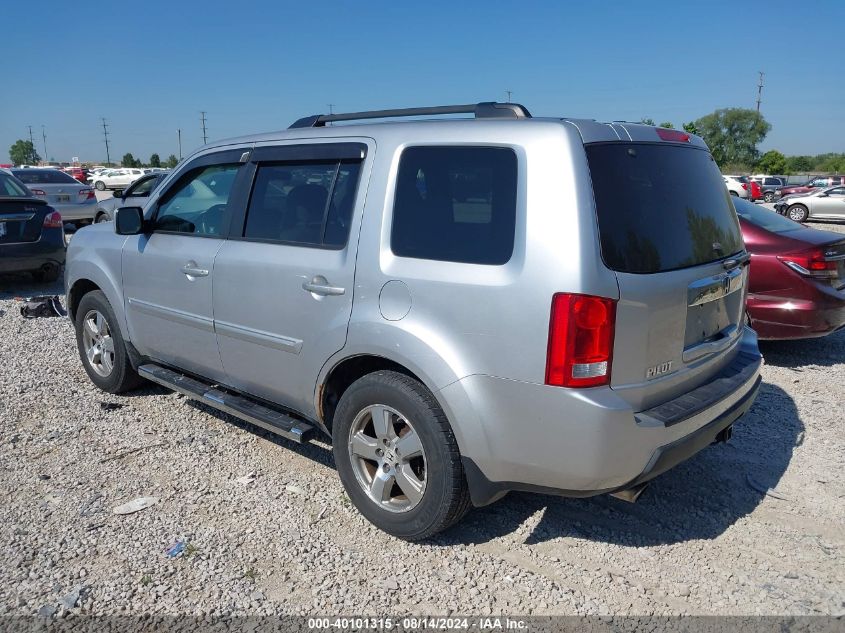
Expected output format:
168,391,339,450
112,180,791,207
723,175,749,199
92,168,146,191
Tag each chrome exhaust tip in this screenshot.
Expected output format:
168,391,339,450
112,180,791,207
609,481,650,503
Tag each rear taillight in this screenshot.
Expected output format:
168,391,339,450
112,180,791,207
778,248,840,279
43,211,63,228
545,293,617,388
30,188,47,197
742,183,748,190
78,188,95,201
655,128,690,142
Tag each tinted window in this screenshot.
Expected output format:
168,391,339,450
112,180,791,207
391,146,517,265
733,198,802,233
244,160,361,247
587,143,744,273
12,169,78,184
0,173,29,197
128,176,159,197
154,164,241,236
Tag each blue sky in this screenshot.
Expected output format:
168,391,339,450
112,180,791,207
1,0,842,164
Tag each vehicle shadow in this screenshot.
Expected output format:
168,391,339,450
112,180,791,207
0,272,64,299
434,381,802,547
759,327,845,369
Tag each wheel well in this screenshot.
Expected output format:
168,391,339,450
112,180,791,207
320,355,424,431
68,279,101,321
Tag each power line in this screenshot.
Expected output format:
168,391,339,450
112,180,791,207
101,118,111,165
200,111,208,145
756,71,764,114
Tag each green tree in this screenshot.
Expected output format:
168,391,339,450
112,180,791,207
122,152,138,167
682,121,700,136
9,140,41,166
149,153,161,168
164,154,179,168
816,154,845,173
785,155,813,173
640,117,655,126
756,150,786,174
692,108,771,168
658,121,674,129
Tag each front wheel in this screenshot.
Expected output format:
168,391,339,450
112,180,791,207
332,371,471,541
74,290,144,393
94,181,106,191
95,212,110,223
787,204,809,222
764,191,775,203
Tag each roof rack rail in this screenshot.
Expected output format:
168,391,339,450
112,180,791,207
288,101,532,129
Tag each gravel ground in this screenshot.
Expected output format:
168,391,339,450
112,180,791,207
1,222,844,619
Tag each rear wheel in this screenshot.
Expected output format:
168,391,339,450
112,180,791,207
94,181,105,191
95,212,110,223
332,371,471,541
764,191,775,203
787,204,809,222
74,290,144,393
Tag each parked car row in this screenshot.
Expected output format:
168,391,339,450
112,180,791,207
722,174,845,204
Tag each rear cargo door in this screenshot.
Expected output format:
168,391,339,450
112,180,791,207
586,141,748,412
0,198,47,244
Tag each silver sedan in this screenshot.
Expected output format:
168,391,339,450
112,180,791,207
10,168,98,224
775,185,845,222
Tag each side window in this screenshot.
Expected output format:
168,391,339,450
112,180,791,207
128,177,156,197
243,160,361,247
154,164,241,236
828,187,845,196
391,146,517,265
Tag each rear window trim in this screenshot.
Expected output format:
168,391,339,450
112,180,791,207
585,141,745,275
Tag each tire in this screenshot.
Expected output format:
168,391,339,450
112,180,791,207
32,264,60,283
787,204,809,222
764,191,775,203
74,290,144,393
94,181,105,191
95,212,110,223
729,190,739,197
332,370,471,541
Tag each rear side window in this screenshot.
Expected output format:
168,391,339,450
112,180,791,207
586,143,744,273
0,173,29,197
391,146,517,265
243,160,361,248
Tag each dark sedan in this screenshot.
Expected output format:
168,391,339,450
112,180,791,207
0,171,65,282
735,197,845,339
93,170,169,223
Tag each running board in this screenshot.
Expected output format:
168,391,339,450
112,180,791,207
138,363,315,443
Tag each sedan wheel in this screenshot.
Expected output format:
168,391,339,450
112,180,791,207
347,404,427,513
81,309,116,377
787,205,809,222
764,191,775,202
95,181,106,191
95,213,110,223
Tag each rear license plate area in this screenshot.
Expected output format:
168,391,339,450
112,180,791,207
56,194,71,203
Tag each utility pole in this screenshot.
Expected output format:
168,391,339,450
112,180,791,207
177,128,182,160
27,125,35,146
101,118,111,166
756,71,764,114
328,103,334,114
505,89,512,103
41,126,48,161
200,111,208,145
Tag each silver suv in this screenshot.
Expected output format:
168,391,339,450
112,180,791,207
65,103,762,540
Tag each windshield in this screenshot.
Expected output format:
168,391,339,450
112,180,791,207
0,173,30,197
733,198,802,233
587,143,744,274
13,169,78,185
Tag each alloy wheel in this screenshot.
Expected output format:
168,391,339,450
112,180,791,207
81,309,115,377
347,404,427,513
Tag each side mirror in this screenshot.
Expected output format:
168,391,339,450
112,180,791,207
114,206,145,235
112,188,124,199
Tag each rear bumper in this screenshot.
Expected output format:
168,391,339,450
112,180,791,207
748,290,845,339
51,201,98,221
0,231,66,274
440,329,762,506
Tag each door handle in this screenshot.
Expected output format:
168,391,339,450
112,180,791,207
302,277,345,296
181,264,209,277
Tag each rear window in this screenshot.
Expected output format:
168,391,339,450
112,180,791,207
12,169,78,185
733,198,803,233
586,143,744,274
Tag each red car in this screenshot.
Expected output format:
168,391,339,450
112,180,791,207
64,166,89,184
778,176,845,198
734,197,845,339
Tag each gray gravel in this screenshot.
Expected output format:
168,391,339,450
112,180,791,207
1,221,844,618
